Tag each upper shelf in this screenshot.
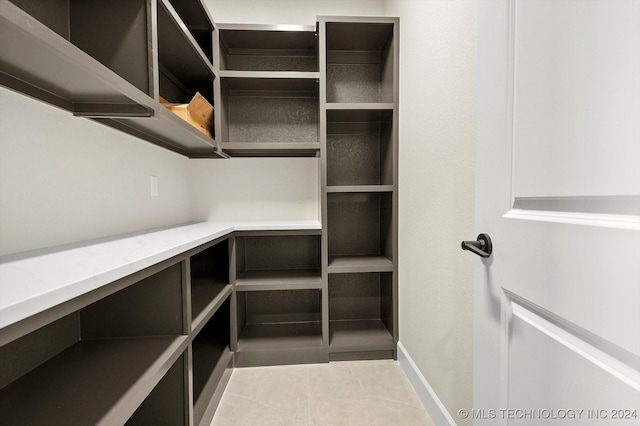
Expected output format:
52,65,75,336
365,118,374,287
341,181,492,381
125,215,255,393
0,0,152,114
0,0,225,158
325,21,396,104
157,0,215,103
217,23,318,72
165,0,215,60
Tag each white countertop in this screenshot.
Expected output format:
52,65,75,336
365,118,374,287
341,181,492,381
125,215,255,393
0,220,321,330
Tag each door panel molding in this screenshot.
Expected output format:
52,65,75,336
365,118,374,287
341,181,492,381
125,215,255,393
504,208,640,230
505,291,640,392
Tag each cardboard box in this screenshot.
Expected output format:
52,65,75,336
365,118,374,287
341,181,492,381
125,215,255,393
161,93,213,138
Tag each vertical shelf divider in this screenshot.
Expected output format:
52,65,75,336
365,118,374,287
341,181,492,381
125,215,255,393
319,18,330,351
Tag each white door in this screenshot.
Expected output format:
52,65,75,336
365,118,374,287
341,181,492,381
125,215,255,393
474,1,640,425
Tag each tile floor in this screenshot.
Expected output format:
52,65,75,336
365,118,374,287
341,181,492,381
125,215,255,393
210,360,435,426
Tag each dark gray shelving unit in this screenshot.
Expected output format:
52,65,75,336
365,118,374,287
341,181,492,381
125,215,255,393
320,16,399,360
0,0,225,158
0,263,188,425
213,23,320,157
230,231,326,366
0,234,235,425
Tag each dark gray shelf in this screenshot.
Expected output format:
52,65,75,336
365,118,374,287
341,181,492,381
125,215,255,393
218,24,317,72
234,322,326,367
219,70,319,79
326,102,394,110
327,185,394,193
329,320,393,352
94,108,221,158
0,336,187,426
237,322,323,352
235,269,322,291
328,255,393,273
191,282,232,334
221,76,318,95
219,142,320,158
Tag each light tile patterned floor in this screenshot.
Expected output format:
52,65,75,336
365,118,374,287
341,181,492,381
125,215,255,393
210,360,435,426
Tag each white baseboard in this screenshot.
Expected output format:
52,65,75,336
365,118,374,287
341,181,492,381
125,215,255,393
397,342,457,426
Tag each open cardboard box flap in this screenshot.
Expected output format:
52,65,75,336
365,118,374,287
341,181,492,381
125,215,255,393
160,93,213,138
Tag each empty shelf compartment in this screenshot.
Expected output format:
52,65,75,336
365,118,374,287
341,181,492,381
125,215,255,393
328,192,393,267
219,24,317,72
165,0,214,60
219,77,319,144
126,352,187,426
235,233,321,291
327,109,394,186
329,272,394,352
4,0,153,97
190,239,230,329
158,0,214,105
192,299,232,425
235,289,324,366
326,22,395,103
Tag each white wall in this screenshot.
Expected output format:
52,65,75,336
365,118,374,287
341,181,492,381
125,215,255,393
0,87,191,255
189,158,319,221
383,1,476,424
206,0,384,25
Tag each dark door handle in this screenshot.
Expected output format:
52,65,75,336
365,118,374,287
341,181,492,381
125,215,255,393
461,233,492,258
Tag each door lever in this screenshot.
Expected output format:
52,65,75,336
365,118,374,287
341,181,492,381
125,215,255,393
461,233,492,258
